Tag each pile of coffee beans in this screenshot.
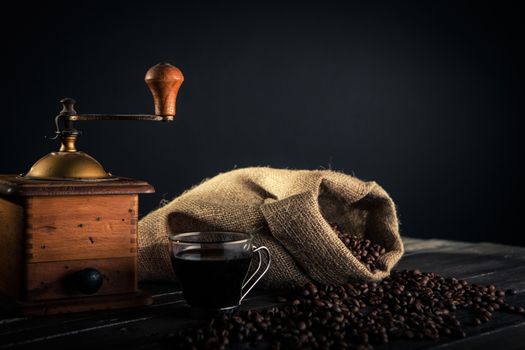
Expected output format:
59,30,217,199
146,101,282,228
166,228,524,349
331,223,385,273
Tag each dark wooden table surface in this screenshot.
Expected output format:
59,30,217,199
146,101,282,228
1,237,524,349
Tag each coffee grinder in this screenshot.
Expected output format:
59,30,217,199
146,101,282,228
0,63,183,315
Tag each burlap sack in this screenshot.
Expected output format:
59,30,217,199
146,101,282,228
138,167,404,289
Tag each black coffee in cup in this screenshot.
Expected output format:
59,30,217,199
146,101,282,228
169,232,270,310
171,248,252,309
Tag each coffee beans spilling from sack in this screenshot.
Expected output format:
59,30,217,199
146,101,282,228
166,228,525,349
331,224,386,273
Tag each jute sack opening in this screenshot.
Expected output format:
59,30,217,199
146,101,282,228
138,167,404,289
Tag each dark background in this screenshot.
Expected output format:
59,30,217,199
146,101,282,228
1,1,522,245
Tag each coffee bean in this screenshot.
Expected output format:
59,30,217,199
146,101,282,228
306,283,318,295
456,330,467,338
506,289,517,296
313,300,325,307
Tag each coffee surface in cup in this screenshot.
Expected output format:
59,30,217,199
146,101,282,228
171,248,252,309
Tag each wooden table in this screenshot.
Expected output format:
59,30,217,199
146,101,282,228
1,238,524,349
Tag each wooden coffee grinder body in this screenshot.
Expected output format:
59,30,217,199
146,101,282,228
0,176,155,315
0,63,184,315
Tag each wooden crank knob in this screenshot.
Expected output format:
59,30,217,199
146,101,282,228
145,63,184,119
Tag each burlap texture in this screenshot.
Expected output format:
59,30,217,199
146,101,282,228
138,167,404,288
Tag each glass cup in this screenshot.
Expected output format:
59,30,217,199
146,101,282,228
168,231,271,310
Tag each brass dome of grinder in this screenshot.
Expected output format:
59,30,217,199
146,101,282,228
24,151,111,180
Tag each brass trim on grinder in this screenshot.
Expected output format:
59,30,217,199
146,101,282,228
24,151,112,180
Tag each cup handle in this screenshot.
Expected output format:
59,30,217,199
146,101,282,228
240,246,271,303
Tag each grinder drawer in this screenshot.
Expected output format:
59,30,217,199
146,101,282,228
24,257,137,301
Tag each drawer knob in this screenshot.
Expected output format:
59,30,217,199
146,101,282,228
72,268,103,294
